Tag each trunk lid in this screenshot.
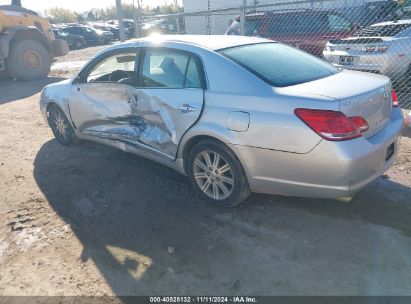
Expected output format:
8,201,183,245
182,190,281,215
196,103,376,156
339,80,392,139
277,69,392,138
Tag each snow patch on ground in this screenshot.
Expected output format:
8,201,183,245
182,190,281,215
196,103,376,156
12,227,45,252
0,237,10,261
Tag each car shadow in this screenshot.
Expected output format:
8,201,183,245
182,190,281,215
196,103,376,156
0,77,65,105
33,139,411,296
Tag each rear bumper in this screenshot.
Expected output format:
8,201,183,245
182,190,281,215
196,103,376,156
323,52,409,80
231,108,404,199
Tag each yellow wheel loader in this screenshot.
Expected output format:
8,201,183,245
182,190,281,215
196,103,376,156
0,3,69,80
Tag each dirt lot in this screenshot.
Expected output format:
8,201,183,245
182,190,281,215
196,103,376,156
0,45,411,296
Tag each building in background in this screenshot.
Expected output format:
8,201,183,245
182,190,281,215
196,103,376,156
182,0,398,35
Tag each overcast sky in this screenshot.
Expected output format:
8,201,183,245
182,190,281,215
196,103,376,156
0,0,182,12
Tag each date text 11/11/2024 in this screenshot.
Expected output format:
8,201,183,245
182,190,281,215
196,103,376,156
149,296,258,303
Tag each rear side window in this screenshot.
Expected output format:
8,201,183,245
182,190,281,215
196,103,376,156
245,19,261,36
185,58,202,88
265,13,327,35
141,49,202,89
297,14,328,33
266,14,297,35
219,42,339,87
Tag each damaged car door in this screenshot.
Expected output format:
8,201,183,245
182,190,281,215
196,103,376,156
132,48,205,158
69,48,143,145
69,47,205,160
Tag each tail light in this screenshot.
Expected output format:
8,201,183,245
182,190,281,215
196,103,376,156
392,89,399,107
365,46,376,52
349,116,369,133
294,109,369,141
378,45,389,52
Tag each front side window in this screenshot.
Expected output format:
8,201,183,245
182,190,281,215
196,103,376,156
57,30,69,37
86,51,137,83
219,42,339,87
141,49,202,89
267,15,297,35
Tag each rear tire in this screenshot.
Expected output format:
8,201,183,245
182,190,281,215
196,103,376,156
187,139,250,207
47,105,78,146
7,39,51,81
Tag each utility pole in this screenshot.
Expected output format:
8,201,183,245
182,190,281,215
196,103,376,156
116,0,125,42
136,0,142,38
206,0,211,35
240,0,246,35
11,0,22,6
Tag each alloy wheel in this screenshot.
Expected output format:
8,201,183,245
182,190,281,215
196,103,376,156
51,110,68,140
193,150,234,200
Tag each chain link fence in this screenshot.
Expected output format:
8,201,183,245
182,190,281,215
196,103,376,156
135,0,411,109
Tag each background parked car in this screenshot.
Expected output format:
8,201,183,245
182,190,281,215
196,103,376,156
92,23,130,40
141,19,178,35
323,19,411,82
226,9,356,57
107,19,136,38
53,29,87,49
63,26,113,45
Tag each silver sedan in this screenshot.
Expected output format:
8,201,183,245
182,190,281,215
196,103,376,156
40,35,404,207
323,20,411,81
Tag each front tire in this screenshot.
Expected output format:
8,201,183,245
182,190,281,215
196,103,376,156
187,139,250,207
47,105,78,146
73,39,84,49
7,39,51,81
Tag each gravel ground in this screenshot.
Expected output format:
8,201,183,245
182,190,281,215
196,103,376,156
0,45,411,296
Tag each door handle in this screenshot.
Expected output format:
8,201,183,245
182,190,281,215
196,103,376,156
177,104,196,113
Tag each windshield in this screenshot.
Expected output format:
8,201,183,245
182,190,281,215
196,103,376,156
218,42,339,87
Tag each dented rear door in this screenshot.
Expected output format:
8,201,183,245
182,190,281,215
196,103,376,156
131,88,203,157
130,48,205,158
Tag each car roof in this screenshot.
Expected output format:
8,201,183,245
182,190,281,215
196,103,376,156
371,19,411,27
116,35,273,51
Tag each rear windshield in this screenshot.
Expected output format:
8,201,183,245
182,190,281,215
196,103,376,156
354,24,410,37
218,43,339,87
